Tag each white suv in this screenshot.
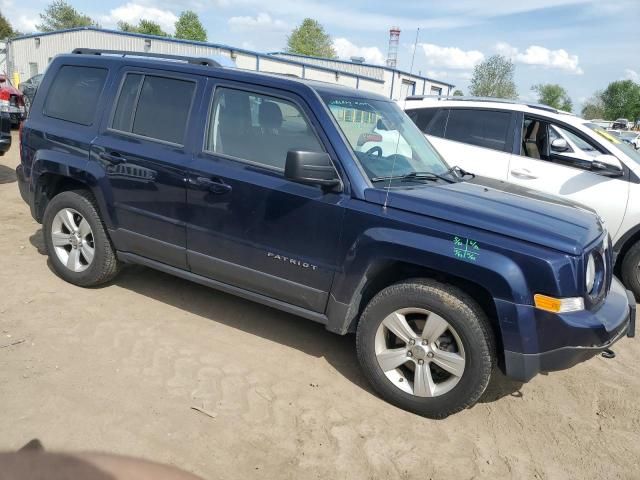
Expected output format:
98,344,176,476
404,96,640,299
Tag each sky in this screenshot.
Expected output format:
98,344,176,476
2,0,639,111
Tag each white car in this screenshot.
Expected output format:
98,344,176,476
619,131,640,150
404,96,640,299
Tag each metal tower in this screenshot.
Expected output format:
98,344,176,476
386,27,400,68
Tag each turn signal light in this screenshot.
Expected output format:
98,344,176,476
534,294,584,313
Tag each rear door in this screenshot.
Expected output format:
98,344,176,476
91,68,202,269
185,81,345,313
409,107,515,179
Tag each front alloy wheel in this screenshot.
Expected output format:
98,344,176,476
356,279,495,418
375,308,465,397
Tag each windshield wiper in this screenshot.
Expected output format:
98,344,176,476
446,166,475,179
371,171,456,184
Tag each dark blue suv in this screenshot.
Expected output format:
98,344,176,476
16,50,635,418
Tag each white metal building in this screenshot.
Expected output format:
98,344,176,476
5,27,453,99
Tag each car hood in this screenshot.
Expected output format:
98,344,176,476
365,175,602,255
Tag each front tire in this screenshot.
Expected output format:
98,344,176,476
356,279,495,418
621,240,640,301
43,190,120,287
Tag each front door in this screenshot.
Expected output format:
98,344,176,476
91,68,202,268
185,82,345,313
508,115,630,237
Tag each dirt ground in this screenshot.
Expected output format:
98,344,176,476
1,131,639,479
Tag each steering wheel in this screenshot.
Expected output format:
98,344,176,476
365,146,383,157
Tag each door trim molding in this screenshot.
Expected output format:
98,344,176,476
188,250,328,313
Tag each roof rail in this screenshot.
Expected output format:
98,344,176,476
71,48,221,67
404,94,560,114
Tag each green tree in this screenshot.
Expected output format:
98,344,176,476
36,0,97,32
174,10,206,42
531,83,573,111
117,19,168,37
600,80,640,121
581,91,605,120
117,21,137,32
286,18,336,58
452,89,464,96
468,55,518,99
0,11,16,38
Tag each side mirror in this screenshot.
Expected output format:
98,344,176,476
551,138,570,152
285,151,342,190
592,154,623,177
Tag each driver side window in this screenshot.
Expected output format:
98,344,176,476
521,116,605,171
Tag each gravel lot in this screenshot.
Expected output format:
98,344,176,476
1,131,639,479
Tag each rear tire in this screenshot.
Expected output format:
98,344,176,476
621,240,640,301
356,279,495,418
43,190,120,287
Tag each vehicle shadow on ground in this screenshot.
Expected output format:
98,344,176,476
0,164,17,184
29,227,524,407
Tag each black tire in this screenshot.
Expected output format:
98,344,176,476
43,190,120,287
621,241,640,301
356,279,495,418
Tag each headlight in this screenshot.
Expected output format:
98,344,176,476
586,253,596,294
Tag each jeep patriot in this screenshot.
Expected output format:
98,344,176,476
16,50,635,417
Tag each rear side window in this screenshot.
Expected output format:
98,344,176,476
407,108,438,133
43,66,108,125
111,74,195,145
426,109,449,138
445,109,511,152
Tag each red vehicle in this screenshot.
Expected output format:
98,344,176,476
0,74,26,126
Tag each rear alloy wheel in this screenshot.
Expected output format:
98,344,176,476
43,190,120,287
357,279,495,418
50,207,95,273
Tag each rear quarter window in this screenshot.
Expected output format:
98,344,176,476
43,66,108,126
445,108,512,152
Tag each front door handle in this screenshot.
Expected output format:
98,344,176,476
189,176,232,194
510,168,538,180
99,151,127,165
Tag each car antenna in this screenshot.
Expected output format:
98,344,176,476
383,27,420,211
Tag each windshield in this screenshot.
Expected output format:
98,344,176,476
585,123,640,165
322,94,450,183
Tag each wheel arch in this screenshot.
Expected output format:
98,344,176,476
31,155,112,228
325,232,529,363
614,224,640,275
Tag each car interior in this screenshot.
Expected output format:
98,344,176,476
521,117,607,170
210,89,323,169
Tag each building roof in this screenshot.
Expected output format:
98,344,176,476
54,52,391,103
8,27,452,88
268,51,456,88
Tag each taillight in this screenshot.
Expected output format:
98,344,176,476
357,133,383,146
0,90,9,112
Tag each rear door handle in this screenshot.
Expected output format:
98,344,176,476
189,176,232,194
99,151,127,165
510,168,538,180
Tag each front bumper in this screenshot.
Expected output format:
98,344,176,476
501,277,635,382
